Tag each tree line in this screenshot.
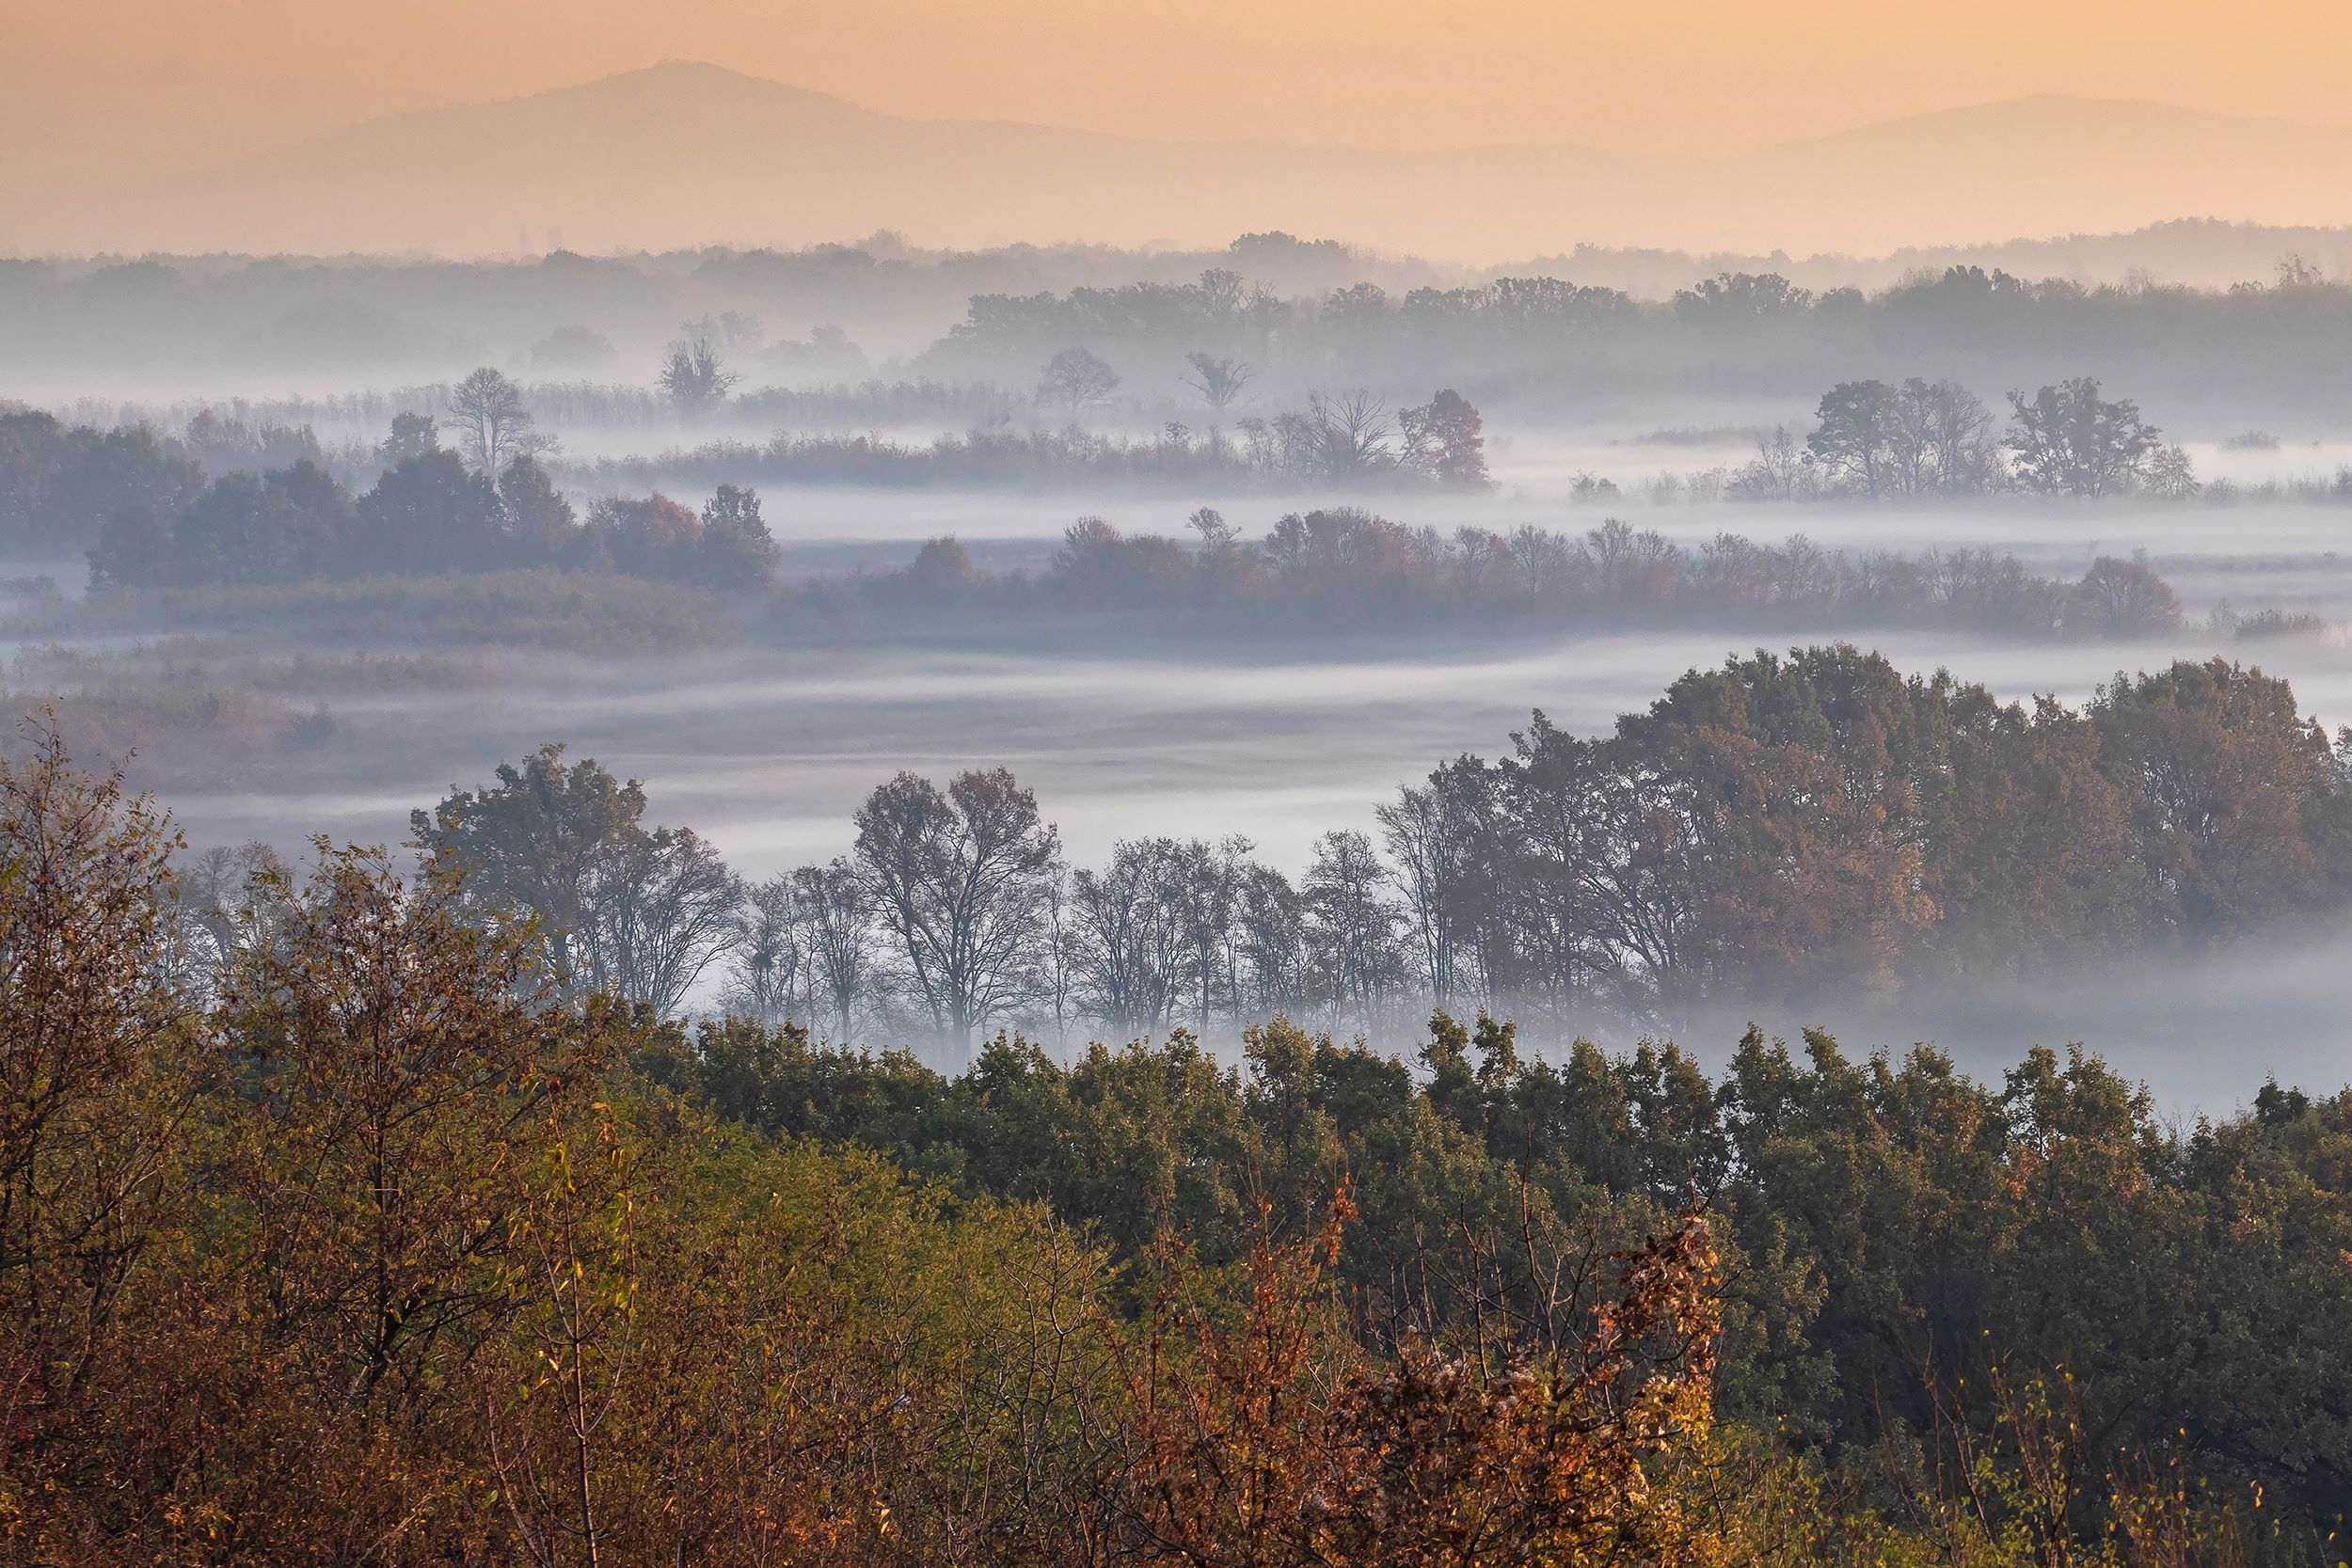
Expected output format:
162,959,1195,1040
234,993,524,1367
1694,374,2199,501
918,260,2352,420
923,264,2091,370
809,513,2209,640
15,400,2248,633
21,241,2352,432
0,393,779,590
8,728,2350,1562
562,381,1491,491
325,648,2352,1061
548,370,2226,504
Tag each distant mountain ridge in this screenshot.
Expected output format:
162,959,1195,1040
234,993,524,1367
22,61,2352,261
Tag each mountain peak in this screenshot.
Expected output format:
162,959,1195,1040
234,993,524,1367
530,58,866,115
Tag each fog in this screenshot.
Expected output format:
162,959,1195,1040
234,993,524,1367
6,595,2323,1115
13,231,2352,1121
133,621,2352,869
16,225,2352,436
24,31,2352,1551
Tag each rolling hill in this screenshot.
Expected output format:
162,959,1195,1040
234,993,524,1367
21,61,2352,261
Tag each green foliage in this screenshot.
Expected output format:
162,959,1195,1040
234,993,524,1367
649,1007,2352,1543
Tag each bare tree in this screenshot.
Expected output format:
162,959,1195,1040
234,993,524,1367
1306,389,1394,479
2144,443,2200,499
1173,836,1250,1037
1039,867,1080,1051
1507,524,1578,599
793,858,872,1043
163,841,291,1000
1303,830,1405,1029
1730,424,1811,500
659,336,740,415
445,368,540,475
1186,506,1235,551
852,768,1061,1054
592,827,742,1018
1912,379,2003,494
723,873,805,1025
1377,759,1493,1008
1039,346,1120,420
1236,863,1311,1021
1181,351,1253,412
1069,837,1192,1038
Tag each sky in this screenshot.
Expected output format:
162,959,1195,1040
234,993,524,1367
8,0,2352,190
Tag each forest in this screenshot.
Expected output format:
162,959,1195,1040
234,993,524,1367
19,0,2352,1553
8,712,2352,1565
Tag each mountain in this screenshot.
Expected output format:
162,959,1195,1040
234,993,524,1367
20,62,2352,261
1721,96,2352,254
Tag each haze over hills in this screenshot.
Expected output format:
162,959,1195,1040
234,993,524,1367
13,60,2352,261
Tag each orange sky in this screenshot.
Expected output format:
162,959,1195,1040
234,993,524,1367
7,0,2352,193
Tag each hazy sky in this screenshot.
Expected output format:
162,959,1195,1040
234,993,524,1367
8,0,2352,188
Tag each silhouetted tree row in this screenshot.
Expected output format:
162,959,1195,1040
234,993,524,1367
0,406,358,556
807,514,2195,640
1,411,203,555
919,261,2352,419
4,389,774,593
23,239,2352,426
1764,375,2197,499
51,377,1025,451
72,420,778,591
563,383,1490,492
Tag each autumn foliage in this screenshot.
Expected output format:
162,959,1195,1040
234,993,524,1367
4,731,2342,1566
1098,1193,1720,1568
0,732,1727,1567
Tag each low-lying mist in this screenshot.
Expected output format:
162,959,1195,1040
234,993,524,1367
87,625,2347,867
21,614,2336,1115
1664,926,2352,1123
16,241,2352,1119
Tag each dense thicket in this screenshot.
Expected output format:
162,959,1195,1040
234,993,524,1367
0,405,779,590
645,1009,2352,1545
6,732,2349,1564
